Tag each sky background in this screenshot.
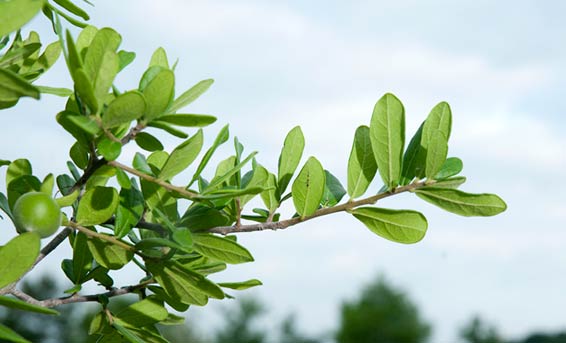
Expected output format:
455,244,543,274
1,1,566,341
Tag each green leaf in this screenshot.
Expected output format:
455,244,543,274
97,137,122,161
435,157,463,180
118,50,136,71
0,68,39,102
0,323,31,343
218,279,262,291
133,152,153,175
147,286,189,312
135,238,188,253
55,189,79,208
56,111,99,147
155,114,216,127
416,102,452,178
159,129,203,181
0,0,44,37
425,130,448,180
102,91,146,128
149,47,169,68
87,235,133,270
430,176,466,189
141,67,175,122
111,322,145,343
56,174,75,195
189,124,229,186
321,170,346,207
7,175,41,210
53,0,89,20
352,207,428,244
83,28,121,87
147,121,188,139
370,93,405,189
70,141,89,169
115,186,144,238
146,261,224,306
76,186,119,226
116,296,168,327
73,68,98,113
135,132,163,152
72,232,92,284
169,79,214,113
0,192,13,221
347,125,377,198
85,165,116,189
192,233,254,264
0,43,41,68
141,180,178,222
0,295,58,315
0,232,40,288
415,188,507,217
36,85,72,97
292,157,325,218
6,158,32,186
277,126,304,197
40,173,54,195
196,186,265,201
260,171,278,212
205,152,257,192
240,163,269,206
179,205,231,232
400,122,423,185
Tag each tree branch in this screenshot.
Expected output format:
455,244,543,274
67,221,136,252
208,180,428,235
107,160,198,199
39,281,152,308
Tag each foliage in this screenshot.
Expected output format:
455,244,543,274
460,316,504,343
335,276,431,343
0,0,506,342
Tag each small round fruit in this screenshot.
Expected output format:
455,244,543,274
13,192,62,238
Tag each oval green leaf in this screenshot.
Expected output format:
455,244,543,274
169,79,214,113
0,232,40,288
76,186,119,226
292,156,325,218
370,93,405,189
87,236,133,270
351,207,427,244
192,233,254,264
425,130,448,180
102,91,146,128
0,295,58,315
415,187,507,217
347,125,377,198
141,68,175,122
135,132,164,152
277,126,304,197
416,101,452,178
435,157,463,180
0,0,44,37
159,129,203,181
156,114,217,127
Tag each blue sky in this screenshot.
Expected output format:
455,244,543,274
1,1,566,341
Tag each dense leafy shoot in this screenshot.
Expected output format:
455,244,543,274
0,4,507,342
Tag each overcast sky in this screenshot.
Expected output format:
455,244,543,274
1,1,566,341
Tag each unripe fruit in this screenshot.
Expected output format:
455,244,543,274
12,192,62,238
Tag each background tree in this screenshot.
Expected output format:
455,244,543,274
335,275,431,343
460,316,504,343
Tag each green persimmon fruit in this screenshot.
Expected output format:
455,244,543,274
13,192,62,238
